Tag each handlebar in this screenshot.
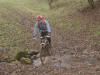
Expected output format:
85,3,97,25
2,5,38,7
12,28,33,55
40,35,50,39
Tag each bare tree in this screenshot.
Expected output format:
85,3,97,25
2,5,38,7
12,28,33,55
48,0,53,9
88,0,94,8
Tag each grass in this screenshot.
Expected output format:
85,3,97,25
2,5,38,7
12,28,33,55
0,0,100,57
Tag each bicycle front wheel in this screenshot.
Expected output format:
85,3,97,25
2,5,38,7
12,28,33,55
40,48,47,65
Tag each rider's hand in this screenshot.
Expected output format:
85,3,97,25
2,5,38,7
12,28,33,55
33,36,36,40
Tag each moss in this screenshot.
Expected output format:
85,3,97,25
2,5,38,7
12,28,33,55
15,51,28,61
28,50,39,56
20,57,32,64
15,50,39,61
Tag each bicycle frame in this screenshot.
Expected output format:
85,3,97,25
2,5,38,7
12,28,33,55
40,36,50,48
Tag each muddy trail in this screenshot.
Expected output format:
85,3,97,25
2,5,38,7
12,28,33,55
1,1,100,75
0,24,100,75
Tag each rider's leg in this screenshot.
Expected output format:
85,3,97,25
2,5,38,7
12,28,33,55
47,37,51,45
46,33,51,47
40,32,45,43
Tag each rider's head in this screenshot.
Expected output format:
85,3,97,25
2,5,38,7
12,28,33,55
36,15,44,23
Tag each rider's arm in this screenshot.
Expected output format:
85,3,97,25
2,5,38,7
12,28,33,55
45,20,51,33
33,22,38,37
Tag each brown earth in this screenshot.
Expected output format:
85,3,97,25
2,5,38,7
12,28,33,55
0,1,100,75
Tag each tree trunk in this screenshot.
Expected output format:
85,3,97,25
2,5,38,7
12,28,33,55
48,0,53,9
88,0,94,9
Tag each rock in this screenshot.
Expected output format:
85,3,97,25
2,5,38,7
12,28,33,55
20,57,32,64
15,51,28,61
28,50,39,56
15,50,39,64
31,55,37,59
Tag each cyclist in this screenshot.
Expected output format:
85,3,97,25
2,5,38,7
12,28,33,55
33,15,51,45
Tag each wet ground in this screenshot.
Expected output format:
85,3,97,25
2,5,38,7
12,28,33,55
1,28,100,75
1,1,100,74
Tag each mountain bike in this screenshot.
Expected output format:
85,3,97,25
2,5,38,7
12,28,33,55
40,35,51,65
